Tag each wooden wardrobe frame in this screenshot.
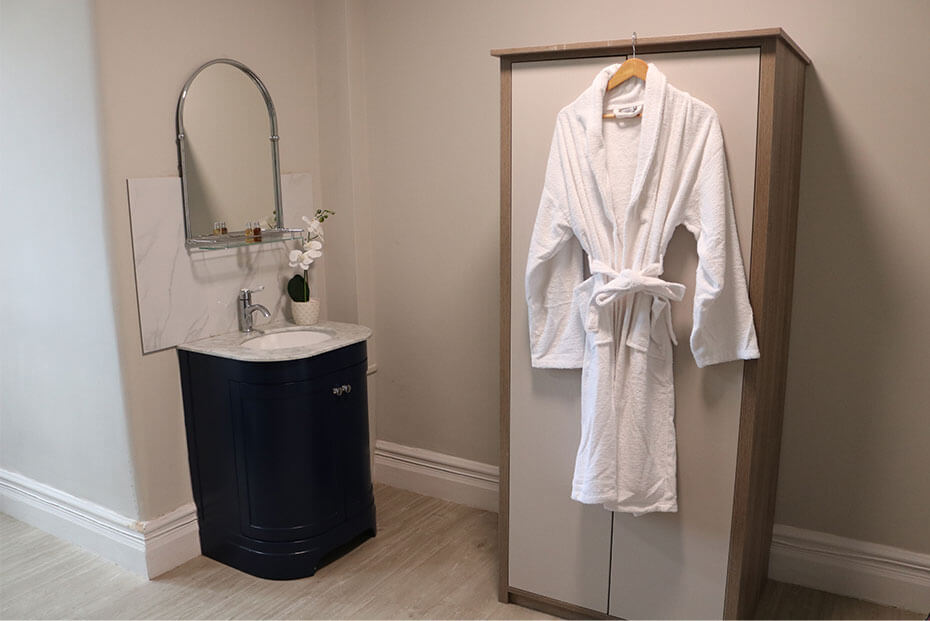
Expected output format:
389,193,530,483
493,29,810,620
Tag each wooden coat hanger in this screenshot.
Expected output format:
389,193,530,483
604,32,648,119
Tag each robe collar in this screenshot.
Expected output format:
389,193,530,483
570,62,668,243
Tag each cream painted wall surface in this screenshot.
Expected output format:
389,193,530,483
357,0,930,554
312,0,379,462
313,0,360,325
92,0,323,520
0,0,139,518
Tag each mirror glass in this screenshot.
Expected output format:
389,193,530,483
177,59,282,242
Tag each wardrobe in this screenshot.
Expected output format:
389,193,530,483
495,30,810,619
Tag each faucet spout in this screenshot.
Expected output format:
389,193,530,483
248,303,271,319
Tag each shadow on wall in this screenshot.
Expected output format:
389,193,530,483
776,67,912,537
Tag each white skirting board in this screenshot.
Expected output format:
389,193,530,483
0,469,200,579
769,524,930,613
373,440,500,513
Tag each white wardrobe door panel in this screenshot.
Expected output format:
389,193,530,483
608,48,760,620
509,57,621,612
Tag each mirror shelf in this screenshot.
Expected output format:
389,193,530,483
186,227,304,251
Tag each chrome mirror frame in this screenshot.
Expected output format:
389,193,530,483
176,58,283,246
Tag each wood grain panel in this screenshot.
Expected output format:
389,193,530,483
509,588,615,620
498,57,512,603
491,28,810,65
724,37,808,619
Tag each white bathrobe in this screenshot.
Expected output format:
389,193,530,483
525,63,760,515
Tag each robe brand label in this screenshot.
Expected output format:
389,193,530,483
609,104,643,118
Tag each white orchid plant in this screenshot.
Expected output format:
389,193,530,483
287,209,334,302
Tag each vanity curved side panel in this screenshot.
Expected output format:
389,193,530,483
177,342,375,580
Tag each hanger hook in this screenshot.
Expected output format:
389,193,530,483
632,31,637,58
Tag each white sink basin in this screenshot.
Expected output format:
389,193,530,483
243,330,333,350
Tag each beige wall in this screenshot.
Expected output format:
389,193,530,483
312,0,379,460
354,0,930,554
93,0,323,520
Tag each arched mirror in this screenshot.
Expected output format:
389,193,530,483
177,59,298,249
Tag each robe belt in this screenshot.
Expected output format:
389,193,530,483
582,259,686,351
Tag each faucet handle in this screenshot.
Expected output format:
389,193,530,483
239,285,264,300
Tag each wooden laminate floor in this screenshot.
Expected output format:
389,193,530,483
0,484,922,620
753,581,923,620
1,485,549,620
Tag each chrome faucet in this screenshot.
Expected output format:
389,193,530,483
238,286,271,332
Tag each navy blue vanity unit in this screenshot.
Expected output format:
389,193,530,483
177,326,375,580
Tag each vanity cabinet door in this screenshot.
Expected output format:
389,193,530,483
231,375,346,542
329,361,374,517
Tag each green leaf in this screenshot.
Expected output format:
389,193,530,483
287,274,310,302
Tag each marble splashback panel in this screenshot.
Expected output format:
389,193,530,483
128,173,324,353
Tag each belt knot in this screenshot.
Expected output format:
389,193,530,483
583,258,686,349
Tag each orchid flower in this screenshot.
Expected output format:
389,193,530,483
303,239,323,259
288,249,314,270
302,215,324,242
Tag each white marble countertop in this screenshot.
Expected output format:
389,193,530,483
177,320,372,362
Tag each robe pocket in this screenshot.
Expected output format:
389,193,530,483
646,297,673,361
572,276,613,346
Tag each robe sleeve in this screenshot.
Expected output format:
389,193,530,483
525,125,586,369
684,118,761,368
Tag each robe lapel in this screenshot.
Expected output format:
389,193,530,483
579,65,616,241
576,63,668,263
624,66,670,352
627,63,667,229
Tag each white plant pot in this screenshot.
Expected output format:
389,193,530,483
290,298,320,326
